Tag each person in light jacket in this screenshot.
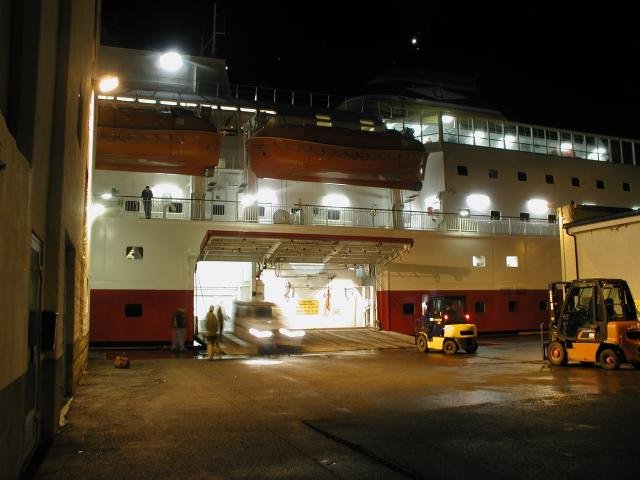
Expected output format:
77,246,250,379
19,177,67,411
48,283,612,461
205,305,220,359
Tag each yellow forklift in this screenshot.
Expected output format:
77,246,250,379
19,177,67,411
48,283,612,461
542,279,640,369
415,295,478,354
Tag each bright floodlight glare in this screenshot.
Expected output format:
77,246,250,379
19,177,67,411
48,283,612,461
100,193,113,200
441,114,454,124
98,75,119,93
424,195,440,211
411,37,418,45
159,51,183,72
89,203,106,223
322,193,350,208
527,198,548,215
256,188,277,204
151,183,184,199
241,193,256,207
466,194,490,211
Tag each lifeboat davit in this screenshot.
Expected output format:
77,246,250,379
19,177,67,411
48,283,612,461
246,125,425,190
96,105,221,176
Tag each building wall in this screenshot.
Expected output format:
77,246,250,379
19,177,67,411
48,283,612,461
377,230,560,334
91,289,194,342
94,169,193,199
0,0,98,476
378,289,548,335
386,232,559,291
559,208,640,301
90,214,560,339
257,177,393,210
438,144,640,217
0,110,32,480
90,215,211,341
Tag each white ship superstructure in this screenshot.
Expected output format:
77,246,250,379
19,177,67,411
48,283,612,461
89,47,640,343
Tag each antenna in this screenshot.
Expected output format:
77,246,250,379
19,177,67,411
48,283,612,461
202,2,226,58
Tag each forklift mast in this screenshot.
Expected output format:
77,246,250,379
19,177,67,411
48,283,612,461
548,282,570,326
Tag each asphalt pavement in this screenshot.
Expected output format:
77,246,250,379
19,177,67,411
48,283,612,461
28,334,640,479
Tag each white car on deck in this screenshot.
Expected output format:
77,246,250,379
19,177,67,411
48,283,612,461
232,300,305,353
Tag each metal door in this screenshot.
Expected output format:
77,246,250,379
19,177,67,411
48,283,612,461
23,235,42,463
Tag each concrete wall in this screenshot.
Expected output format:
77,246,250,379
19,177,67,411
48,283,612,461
0,111,32,480
0,0,98,476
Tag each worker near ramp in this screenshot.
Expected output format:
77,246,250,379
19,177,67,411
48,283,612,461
205,305,220,360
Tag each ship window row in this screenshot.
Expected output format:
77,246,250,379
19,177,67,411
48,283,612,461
472,254,565,268
458,209,557,222
442,114,638,164
456,165,632,191
407,298,548,316
386,113,639,165
473,300,547,314
486,212,556,223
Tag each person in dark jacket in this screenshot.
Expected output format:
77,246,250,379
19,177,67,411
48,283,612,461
141,186,153,218
172,308,187,352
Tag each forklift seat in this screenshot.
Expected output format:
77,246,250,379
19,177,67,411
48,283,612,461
577,328,597,340
604,298,616,318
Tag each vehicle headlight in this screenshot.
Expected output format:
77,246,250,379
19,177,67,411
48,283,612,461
279,328,306,338
249,328,273,338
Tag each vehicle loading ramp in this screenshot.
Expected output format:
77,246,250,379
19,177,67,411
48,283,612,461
210,328,415,356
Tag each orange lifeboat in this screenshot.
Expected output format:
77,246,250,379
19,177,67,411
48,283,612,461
246,125,425,190
96,105,221,176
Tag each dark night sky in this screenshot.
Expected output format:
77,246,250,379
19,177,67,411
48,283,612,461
101,1,640,139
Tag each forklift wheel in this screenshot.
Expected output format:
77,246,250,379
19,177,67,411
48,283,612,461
464,339,478,354
599,348,620,370
416,335,428,353
548,341,568,366
443,339,458,355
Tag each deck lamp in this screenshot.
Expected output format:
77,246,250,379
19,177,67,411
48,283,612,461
98,75,119,93
527,198,548,215
159,51,183,72
466,193,490,212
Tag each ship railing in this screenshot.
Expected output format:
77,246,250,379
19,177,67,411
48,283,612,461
96,196,558,237
102,74,348,111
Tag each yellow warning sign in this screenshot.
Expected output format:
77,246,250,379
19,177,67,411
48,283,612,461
296,299,319,315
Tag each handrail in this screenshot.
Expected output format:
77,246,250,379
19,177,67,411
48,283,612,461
94,195,559,237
